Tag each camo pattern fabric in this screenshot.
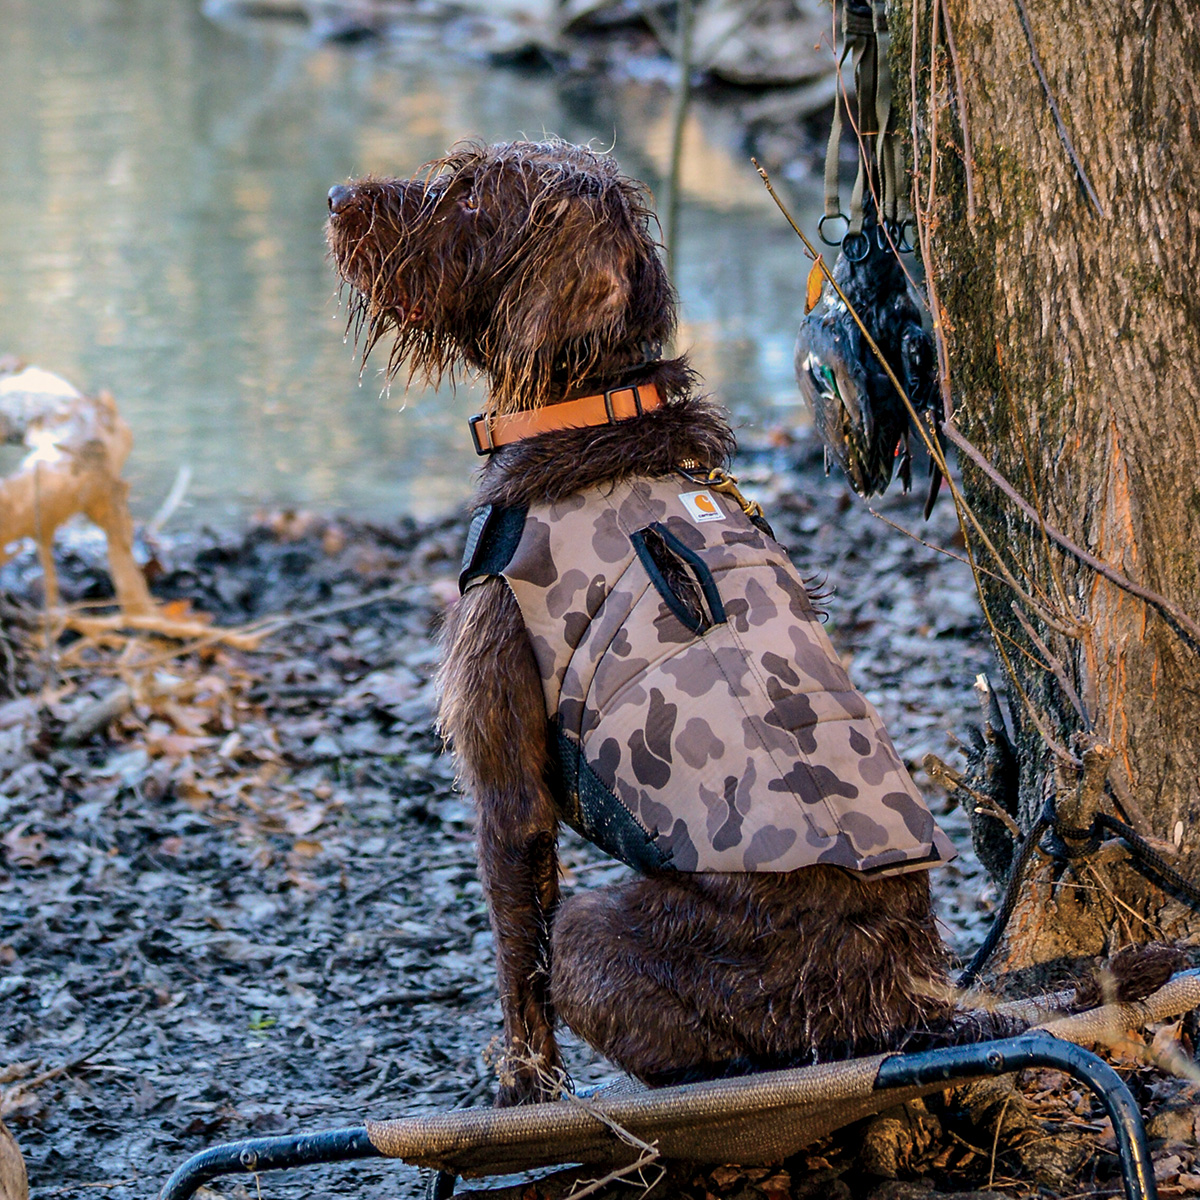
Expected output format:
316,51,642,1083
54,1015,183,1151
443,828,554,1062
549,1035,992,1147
497,476,955,876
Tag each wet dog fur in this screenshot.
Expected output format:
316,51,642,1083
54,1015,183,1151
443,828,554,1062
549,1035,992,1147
326,140,1177,1105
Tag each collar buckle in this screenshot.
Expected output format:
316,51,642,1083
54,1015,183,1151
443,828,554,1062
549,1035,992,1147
468,413,495,456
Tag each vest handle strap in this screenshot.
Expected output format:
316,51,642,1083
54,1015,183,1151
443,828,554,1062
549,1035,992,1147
458,504,529,594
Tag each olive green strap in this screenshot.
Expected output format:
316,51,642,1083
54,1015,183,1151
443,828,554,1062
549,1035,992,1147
824,3,876,228
847,24,874,237
823,43,852,221
824,0,913,241
873,6,896,224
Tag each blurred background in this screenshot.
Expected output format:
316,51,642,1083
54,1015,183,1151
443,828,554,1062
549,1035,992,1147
0,0,833,524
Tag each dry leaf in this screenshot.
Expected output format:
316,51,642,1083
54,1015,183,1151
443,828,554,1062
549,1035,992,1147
148,734,217,758
0,699,37,732
284,805,326,836
1,825,46,868
160,598,212,625
805,255,824,313
163,702,216,736
0,1065,36,1088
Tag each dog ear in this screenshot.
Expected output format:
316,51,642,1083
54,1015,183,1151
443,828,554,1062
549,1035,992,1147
485,193,647,405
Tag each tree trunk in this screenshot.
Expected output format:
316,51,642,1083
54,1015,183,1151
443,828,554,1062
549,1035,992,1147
902,0,1200,972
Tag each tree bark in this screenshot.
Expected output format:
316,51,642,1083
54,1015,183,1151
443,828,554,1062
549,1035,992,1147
901,0,1200,971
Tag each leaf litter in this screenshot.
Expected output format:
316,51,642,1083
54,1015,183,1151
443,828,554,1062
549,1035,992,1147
0,435,1196,1199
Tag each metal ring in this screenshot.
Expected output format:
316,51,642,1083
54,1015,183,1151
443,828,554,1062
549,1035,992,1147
841,230,870,263
872,220,914,254
817,212,848,247
896,219,917,253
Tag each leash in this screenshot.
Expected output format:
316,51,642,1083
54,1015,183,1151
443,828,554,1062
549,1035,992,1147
959,799,1200,989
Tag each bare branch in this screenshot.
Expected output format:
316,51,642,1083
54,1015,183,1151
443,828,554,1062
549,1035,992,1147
939,4,976,222
1009,0,1106,217
1010,602,1090,731
943,420,1200,649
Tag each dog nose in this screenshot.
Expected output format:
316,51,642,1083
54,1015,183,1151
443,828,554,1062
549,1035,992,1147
327,184,354,214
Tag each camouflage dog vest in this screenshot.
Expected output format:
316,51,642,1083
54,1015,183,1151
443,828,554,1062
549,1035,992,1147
460,475,954,877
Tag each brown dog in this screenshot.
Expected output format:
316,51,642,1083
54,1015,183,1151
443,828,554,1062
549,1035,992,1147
326,140,961,1106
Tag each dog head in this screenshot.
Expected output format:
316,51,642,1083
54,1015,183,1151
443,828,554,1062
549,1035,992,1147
327,139,677,415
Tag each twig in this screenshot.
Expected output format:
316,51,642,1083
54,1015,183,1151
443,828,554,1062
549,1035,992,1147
997,341,1077,620
566,1146,662,1200
509,1053,664,1200
939,3,975,222
691,0,775,68
562,1090,663,1200
909,0,955,422
924,753,1023,840
1009,603,1090,730
1106,771,1151,836
942,421,1200,648
357,986,463,1012
146,463,192,536
987,1091,1014,1190
353,1057,398,1105
1010,0,1106,217
40,1182,137,1195
925,0,942,220
244,580,418,637
1088,859,1183,935
864,504,1003,580
92,579,422,674
7,997,150,1096
58,684,133,745
61,611,262,652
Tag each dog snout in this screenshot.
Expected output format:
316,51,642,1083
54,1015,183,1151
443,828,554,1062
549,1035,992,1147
327,184,355,214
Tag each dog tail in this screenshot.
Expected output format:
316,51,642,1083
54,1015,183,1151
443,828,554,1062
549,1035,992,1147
923,942,1189,1051
1069,943,1187,1011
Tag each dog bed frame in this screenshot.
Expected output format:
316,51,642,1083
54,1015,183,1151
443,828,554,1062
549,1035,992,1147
159,972,1200,1200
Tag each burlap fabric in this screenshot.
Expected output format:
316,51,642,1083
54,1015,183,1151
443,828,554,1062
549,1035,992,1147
365,1056,913,1175
364,971,1200,1176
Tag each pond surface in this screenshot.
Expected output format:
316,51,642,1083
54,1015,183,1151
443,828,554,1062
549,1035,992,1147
0,0,820,524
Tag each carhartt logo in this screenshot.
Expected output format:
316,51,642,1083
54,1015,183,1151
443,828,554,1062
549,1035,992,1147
680,490,725,523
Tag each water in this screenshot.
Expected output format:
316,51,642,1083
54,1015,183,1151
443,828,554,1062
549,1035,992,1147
0,0,819,524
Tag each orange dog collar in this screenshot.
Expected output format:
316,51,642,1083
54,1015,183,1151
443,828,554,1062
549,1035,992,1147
468,384,662,455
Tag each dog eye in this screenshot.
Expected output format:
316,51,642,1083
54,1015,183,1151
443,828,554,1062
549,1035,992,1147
460,191,479,214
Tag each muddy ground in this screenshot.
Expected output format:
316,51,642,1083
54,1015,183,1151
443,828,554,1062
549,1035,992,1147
1,436,1198,1200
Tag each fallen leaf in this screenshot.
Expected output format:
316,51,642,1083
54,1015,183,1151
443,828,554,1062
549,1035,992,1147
160,598,213,625
147,733,217,757
1156,1154,1183,1183
285,805,326,836
1,825,46,868
0,699,37,731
